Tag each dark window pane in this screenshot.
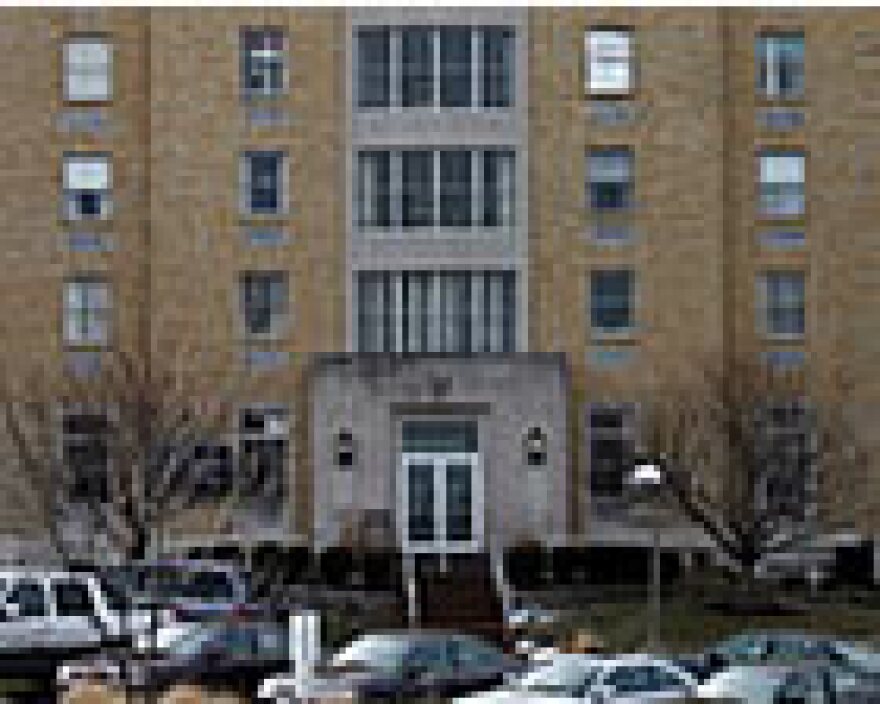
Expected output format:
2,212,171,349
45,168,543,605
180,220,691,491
481,27,513,107
357,151,391,228
246,153,282,214
7,581,47,618
439,150,472,227
242,29,285,97
591,270,634,331
482,150,514,227
402,151,434,227
357,29,390,108
54,581,94,617
401,28,433,107
440,27,472,107
589,149,633,211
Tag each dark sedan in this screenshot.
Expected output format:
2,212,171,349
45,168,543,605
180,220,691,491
58,621,291,697
258,631,523,703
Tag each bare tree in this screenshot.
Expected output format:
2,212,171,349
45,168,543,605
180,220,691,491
644,359,871,590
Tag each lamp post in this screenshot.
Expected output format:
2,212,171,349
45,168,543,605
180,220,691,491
626,458,666,651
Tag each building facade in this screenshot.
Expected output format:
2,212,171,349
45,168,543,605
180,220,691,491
0,8,877,572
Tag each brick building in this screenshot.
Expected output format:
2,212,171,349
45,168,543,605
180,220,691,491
0,8,876,579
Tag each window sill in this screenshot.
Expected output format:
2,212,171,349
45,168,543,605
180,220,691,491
760,332,806,343
755,96,807,108
591,329,640,344
585,90,636,101
60,217,113,228
756,214,806,225
238,213,291,226
61,99,113,109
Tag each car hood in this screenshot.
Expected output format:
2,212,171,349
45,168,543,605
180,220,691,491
455,690,580,704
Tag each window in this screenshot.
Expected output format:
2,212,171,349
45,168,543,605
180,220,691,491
356,28,391,108
64,278,111,346
588,404,635,499
758,401,815,521
7,580,47,619
591,270,635,333
524,427,547,467
587,29,633,95
62,410,110,501
759,270,805,337
241,28,286,98
240,272,288,337
589,148,633,212
356,270,516,353
759,151,805,217
53,580,95,618
241,151,286,216
605,666,685,695
64,37,111,102
356,149,514,231
63,154,111,220
238,406,287,505
354,26,514,110
757,33,804,99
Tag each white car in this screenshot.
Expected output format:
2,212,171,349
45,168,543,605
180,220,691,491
456,654,697,703
697,665,794,704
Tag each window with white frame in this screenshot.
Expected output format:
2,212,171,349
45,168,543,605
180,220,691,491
355,26,514,109
64,278,111,346
586,29,633,95
757,32,804,100
356,149,514,231
63,37,111,102
62,408,110,501
356,270,516,353
63,154,111,220
238,406,288,505
759,151,805,217
590,269,635,334
241,28,287,99
758,270,805,337
588,404,636,499
239,271,288,337
241,151,286,215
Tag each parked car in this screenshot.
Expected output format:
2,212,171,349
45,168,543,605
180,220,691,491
101,560,261,651
776,661,880,703
456,653,697,703
258,631,519,703
697,663,795,703
58,620,291,697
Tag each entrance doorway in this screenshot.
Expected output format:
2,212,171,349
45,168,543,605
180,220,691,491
398,420,483,554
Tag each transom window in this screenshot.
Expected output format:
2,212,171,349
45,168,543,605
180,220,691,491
357,270,516,353
63,154,112,221
240,151,286,216
241,28,287,99
64,278,111,346
355,26,514,109
63,37,111,102
356,149,514,230
239,271,288,337
757,32,805,99
590,270,635,334
759,151,805,218
586,29,633,95
758,270,805,337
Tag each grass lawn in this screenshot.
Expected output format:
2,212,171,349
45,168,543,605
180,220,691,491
558,593,880,654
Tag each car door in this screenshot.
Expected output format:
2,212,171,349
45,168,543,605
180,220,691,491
602,664,693,703
0,577,52,652
49,576,104,650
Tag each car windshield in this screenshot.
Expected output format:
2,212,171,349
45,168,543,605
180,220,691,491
514,659,599,695
330,636,412,672
95,576,131,614
137,568,238,603
169,624,282,657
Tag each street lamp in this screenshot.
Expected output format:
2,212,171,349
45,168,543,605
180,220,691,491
626,456,667,651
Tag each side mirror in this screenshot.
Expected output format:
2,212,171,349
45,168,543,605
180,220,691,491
4,603,20,620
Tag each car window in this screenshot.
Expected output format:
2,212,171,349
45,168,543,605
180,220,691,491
408,639,455,673
454,638,503,668
6,580,47,618
605,665,684,694
53,580,95,617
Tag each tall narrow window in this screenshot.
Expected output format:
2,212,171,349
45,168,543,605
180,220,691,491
759,151,805,217
587,29,633,95
401,150,434,227
440,27,472,108
589,148,633,212
63,154,111,221
356,28,391,108
401,28,433,108
241,28,286,98
240,272,288,337
64,278,111,346
759,270,805,337
62,410,110,501
439,151,472,227
239,406,288,506
241,151,285,215
63,37,111,102
591,270,635,334
482,150,515,227
757,33,804,100
759,402,814,522
481,27,514,107
357,151,391,228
